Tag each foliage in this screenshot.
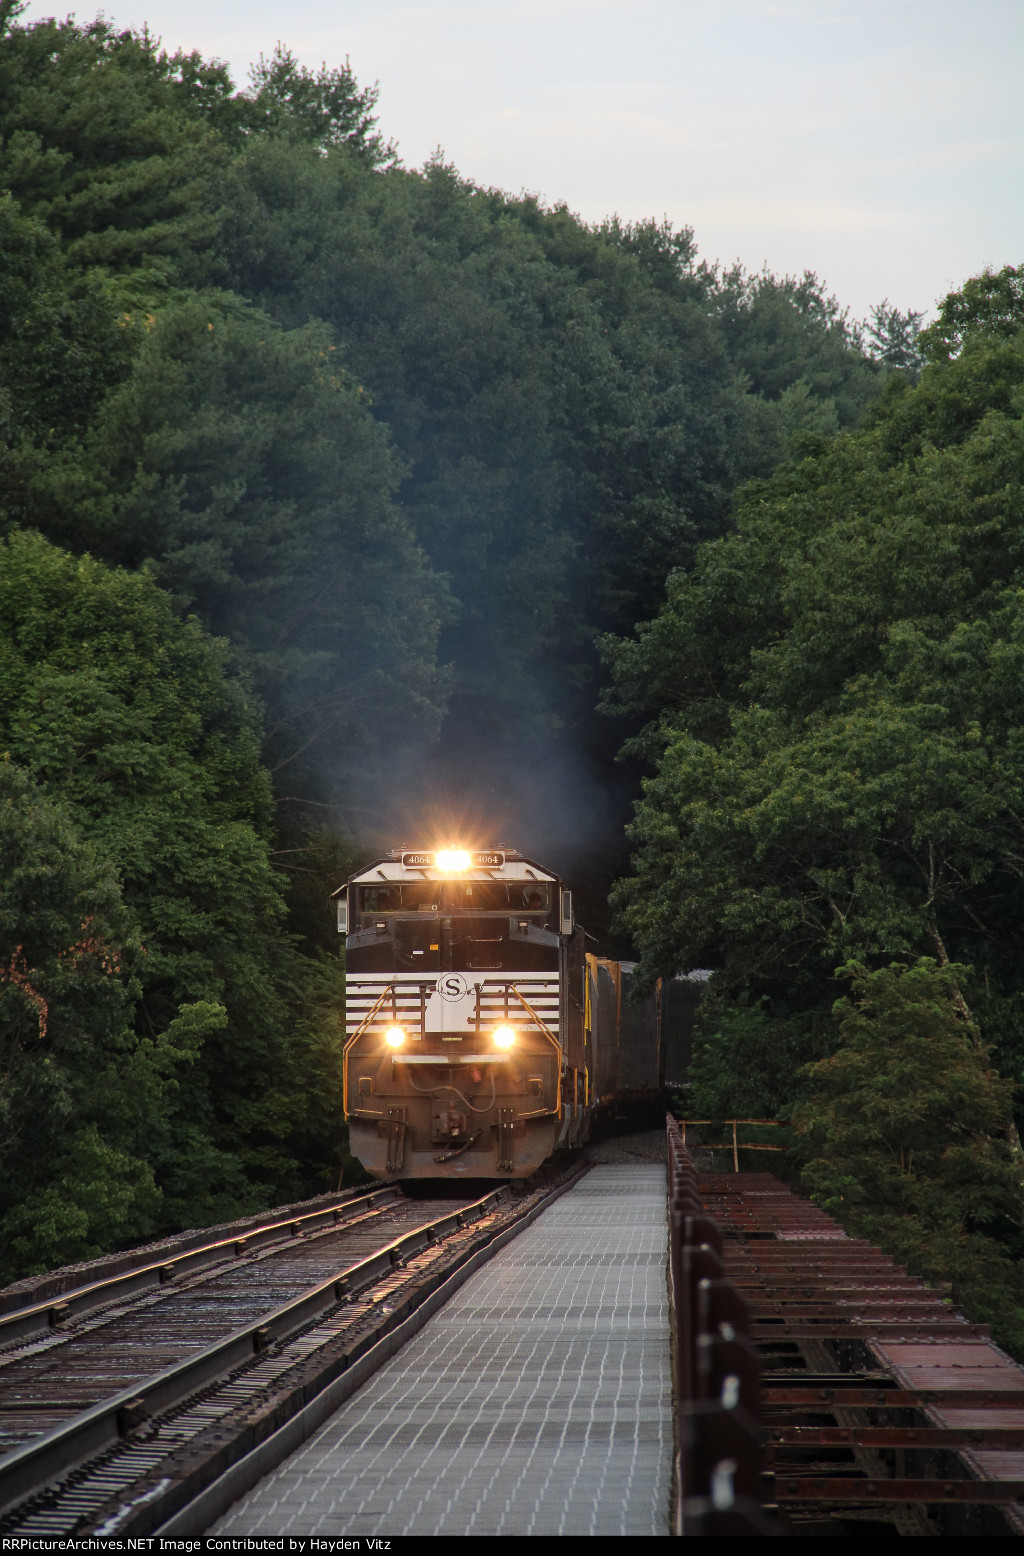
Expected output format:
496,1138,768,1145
9,292,448,795
865,299,925,378
215,139,892,804
0,532,347,1240
0,3,237,279
605,269,1024,1090
687,996,829,1120
0,757,222,1276
0,195,134,460
245,46,393,162
0,4,900,832
792,960,1024,1354
918,264,1024,363
0,3,915,1276
705,263,882,433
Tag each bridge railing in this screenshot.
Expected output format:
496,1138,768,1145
676,1118,790,1172
666,1113,782,1536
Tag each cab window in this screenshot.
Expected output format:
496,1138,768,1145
358,882,441,915
446,881,552,912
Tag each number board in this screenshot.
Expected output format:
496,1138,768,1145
400,850,505,868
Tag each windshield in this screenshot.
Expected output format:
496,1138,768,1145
357,881,552,915
447,881,552,912
358,882,440,914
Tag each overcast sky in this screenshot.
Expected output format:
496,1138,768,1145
20,0,1024,322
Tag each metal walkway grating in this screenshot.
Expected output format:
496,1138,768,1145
210,1165,672,1537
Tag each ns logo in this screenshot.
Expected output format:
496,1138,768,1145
436,973,469,1001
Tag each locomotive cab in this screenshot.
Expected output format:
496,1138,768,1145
334,846,589,1179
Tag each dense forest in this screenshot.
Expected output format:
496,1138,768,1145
6,0,1018,1340
606,265,1024,1347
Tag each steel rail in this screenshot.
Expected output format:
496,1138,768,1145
0,1188,401,1348
0,1187,505,1516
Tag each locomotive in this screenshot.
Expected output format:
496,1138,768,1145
332,845,699,1180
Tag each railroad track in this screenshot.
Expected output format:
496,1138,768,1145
0,1185,408,1450
0,1166,587,1536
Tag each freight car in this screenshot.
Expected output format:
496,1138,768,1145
332,845,699,1180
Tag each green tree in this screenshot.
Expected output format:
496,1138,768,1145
0,195,136,467
605,268,1024,1085
0,758,225,1277
0,2,238,279
0,531,327,1228
704,264,883,441
1,4,895,847
244,45,393,161
865,299,924,378
216,137,890,821
12,293,448,796
793,960,1024,1353
918,264,1024,361
687,996,829,1120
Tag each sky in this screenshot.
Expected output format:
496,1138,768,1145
18,0,1024,324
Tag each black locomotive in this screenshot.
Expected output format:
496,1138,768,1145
333,845,698,1179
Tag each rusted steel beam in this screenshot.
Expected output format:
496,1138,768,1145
768,1425,1024,1448
763,1386,1024,1407
747,1301,948,1316
670,1128,1024,1536
773,1477,1024,1504
735,1282,935,1295
751,1323,991,1338
730,1255,899,1263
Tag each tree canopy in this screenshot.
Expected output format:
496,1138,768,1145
0,2,921,1279
793,959,1024,1353
607,264,1024,1086
0,531,352,1276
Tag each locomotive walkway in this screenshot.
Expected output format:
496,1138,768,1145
210,1165,672,1537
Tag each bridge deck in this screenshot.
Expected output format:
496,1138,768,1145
210,1164,672,1537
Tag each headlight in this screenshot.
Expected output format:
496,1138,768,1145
384,1025,405,1048
492,1024,516,1049
436,848,471,872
